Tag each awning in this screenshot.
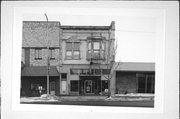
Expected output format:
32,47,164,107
21,66,59,76
115,62,155,72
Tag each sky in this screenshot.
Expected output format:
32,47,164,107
24,14,156,63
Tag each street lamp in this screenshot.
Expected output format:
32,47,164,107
45,13,50,95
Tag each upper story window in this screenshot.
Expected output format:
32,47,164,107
88,41,105,60
35,48,42,60
49,48,55,60
66,42,80,60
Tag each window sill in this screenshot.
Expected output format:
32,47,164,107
34,58,42,60
65,58,81,60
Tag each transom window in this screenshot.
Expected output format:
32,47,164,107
35,48,42,60
66,42,80,60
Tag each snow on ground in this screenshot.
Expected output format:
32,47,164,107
115,93,154,97
20,93,154,102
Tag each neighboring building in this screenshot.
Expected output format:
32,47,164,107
115,62,155,94
21,21,155,97
21,21,61,96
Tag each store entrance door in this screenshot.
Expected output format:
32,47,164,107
84,80,93,94
79,76,101,95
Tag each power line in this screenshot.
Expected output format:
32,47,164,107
115,29,156,34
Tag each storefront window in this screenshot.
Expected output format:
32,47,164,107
137,73,155,93
70,81,79,92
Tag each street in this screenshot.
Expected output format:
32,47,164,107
21,100,154,107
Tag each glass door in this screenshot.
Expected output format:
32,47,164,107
84,80,92,94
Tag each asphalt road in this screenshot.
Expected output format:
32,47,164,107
21,101,154,107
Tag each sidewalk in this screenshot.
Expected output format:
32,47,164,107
20,93,154,103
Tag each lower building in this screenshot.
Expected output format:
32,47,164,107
115,62,155,94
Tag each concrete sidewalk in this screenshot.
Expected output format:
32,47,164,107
20,94,154,102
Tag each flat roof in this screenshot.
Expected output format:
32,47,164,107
61,25,110,30
115,62,155,72
23,21,111,30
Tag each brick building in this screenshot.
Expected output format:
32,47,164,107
21,21,155,97
115,62,155,94
21,21,61,96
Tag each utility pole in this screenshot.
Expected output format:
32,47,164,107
45,13,50,95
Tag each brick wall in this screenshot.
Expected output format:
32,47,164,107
116,72,137,94
29,48,60,66
23,21,61,47
22,21,61,66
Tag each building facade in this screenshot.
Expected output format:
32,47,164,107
21,21,61,96
21,21,155,97
21,21,116,96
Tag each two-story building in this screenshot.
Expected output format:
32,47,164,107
59,22,115,96
21,21,116,97
21,21,61,96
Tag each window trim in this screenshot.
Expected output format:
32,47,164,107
65,42,80,60
87,41,105,60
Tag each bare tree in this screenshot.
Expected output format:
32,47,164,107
102,38,121,98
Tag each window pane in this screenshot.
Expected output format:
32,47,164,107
66,51,72,59
35,49,42,59
137,74,146,93
73,42,80,50
138,77,146,93
94,69,101,75
70,81,78,91
147,75,155,93
102,80,108,92
66,51,72,56
94,50,100,54
50,49,55,59
101,42,105,50
93,42,100,49
73,51,80,59
70,69,79,75
93,50,100,59
35,49,38,58
102,69,111,74
66,43,72,50
88,42,92,49
39,49,42,58
100,50,105,59
61,73,67,79
50,82,55,90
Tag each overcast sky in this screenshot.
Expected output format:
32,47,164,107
24,14,156,63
